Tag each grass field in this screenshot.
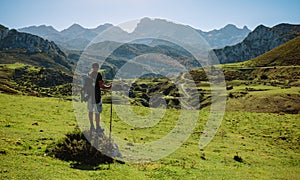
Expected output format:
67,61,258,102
1,93,299,179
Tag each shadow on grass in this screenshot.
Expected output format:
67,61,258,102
46,128,124,170
70,162,111,170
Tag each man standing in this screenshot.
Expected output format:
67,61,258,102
87,62,111,133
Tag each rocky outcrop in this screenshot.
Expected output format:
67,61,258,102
0,26,65,56
0,25,9,40
212,23,300,64
0,25,72,71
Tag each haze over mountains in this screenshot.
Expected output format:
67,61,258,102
0,18,299,100
0,18,299,80
19,23,113,50
19,18,251,50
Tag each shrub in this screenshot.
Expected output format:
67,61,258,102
46,128,123,166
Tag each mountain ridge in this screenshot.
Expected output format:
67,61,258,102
198,24,251,48
18,18,251,50
0,25,72,72
212,23,300,64
241,35,300,67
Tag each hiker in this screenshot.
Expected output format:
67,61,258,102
87,62,111,133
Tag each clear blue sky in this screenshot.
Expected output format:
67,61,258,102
0,0,299,31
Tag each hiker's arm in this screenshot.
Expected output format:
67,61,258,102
98,80,111,89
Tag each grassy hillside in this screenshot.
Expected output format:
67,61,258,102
0,63,72,97
0,49,73,72
189,64,300,114
0,93,299,179
241,35,300,67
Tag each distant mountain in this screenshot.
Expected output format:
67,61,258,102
242,36,300,67
0,25,72,72
60,23,95,41
19,18,250,50
78,40,200,79
212,23,300,64
198,24,251,49
19,23,113,50
19,25,61,41
128,18,250,49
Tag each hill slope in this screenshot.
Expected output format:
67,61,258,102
0,63,73,97
212,23,300,64
0,25,73,72
242,36,300,67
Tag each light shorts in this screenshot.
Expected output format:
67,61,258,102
87,97,102,114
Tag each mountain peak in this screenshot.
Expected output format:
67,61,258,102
18,25,60,40
38,24,54,28
64,23,85,31
221,24,250,32
95,23,113,29
93,23,113,33
0,24,9,31
254,24,269,31
243,26,250,31
223,24,238,29
70,23,83,28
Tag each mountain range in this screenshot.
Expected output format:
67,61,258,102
198,24,250,49
0,19,299,77
212,23,300,64
19,23,113,50
0,19,299,99
19,18,250,50
0,25,72,72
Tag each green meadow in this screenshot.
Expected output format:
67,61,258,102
0,93,299,179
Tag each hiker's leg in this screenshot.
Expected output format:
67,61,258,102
95,102,103,128
89,112,94,127
87,98,95,129
95,113,100,127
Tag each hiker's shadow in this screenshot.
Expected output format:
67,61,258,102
68,130,124,170
48,128,124,170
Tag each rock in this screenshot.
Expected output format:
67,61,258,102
226,85,233,90
212,24,300,64
0,25,71,71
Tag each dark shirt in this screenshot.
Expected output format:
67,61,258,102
89,71,103,104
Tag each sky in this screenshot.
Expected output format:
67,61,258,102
0,0,299,32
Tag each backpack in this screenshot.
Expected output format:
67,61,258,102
80,74,94,102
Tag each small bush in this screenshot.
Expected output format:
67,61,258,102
46,128,123,166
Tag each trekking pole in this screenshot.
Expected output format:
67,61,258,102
109,89,113,140
109,89,113,169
